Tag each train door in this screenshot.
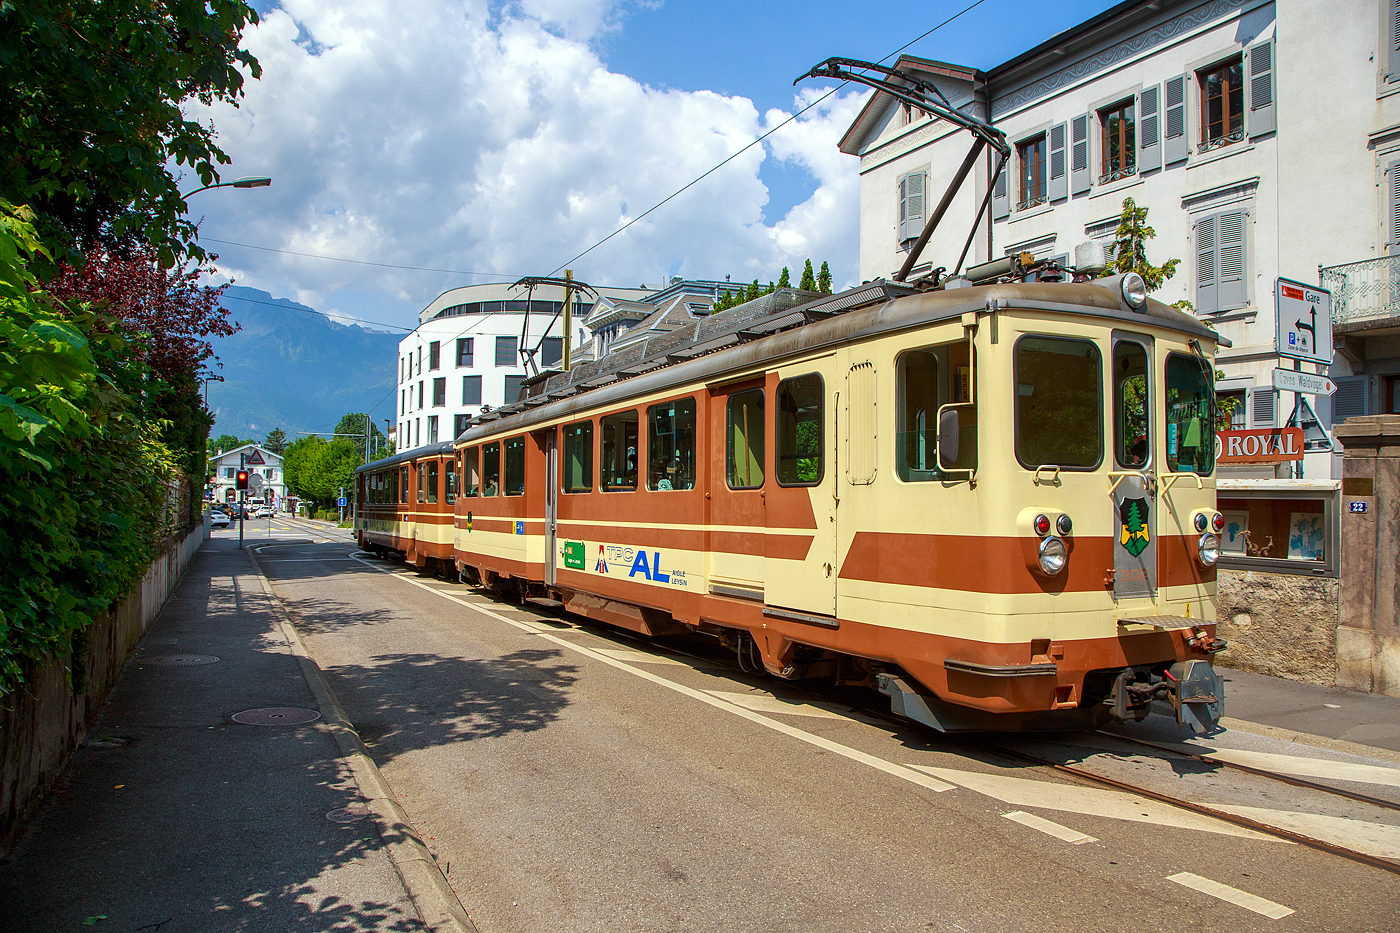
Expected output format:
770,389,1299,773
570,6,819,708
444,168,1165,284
545,429,558,587
705,380,767,600
1109,334,1157,600
764,372,837,619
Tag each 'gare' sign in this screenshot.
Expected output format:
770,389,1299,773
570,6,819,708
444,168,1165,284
1215,427,1305,463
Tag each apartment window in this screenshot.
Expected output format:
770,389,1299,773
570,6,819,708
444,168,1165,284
416,347,422,375
427,415,439,444
541,337,564,368
1194,209,1249,313
432,377,446,407
727,388,765,489
647,398,697,491
1099,99,1136,183
1199,56,1244,151
400,389,405,416
429,341,441,370
897,171,926,243
495,335,517,366
504,436,525,496
503,374,525,404
225,467,235,479
1219,389,1247,430
453,414,471,438
1018,134,1047,210
563,421,593,493
462,375,482,405
456,338,474,367
417,381,424,409
600,410,639,491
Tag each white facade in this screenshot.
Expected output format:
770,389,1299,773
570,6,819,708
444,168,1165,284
843,0,1400,480
395,282,651,451
209,444,286,506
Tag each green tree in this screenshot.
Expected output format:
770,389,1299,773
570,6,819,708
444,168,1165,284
799,259,816,291
778,267,791,288
0,0,263,266
746,279,760,302
817,261,833,295
264,427,288,454
209,433,251,456
1102,197,1179,291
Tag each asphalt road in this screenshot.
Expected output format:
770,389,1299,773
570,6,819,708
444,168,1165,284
258,536,1400,933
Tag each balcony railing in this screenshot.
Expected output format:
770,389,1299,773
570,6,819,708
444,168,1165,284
1320,256,1400,326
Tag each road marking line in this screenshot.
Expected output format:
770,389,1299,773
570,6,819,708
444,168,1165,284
593,647,687,666
1166,872,1295,919
348,555,956,795
906,764,1280,841
1002,810,1097,844
706,690,848,719
258,558,362,563
1112,739,1400,789
1212,804,1400,859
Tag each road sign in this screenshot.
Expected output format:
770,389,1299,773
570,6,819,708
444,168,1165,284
338,497,347,507
1275,278,1333,365
1271,368,1336,396
248,472,264,490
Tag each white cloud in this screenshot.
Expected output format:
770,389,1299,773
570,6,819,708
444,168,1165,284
189,0,866,324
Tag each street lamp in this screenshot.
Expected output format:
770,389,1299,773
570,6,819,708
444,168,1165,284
200,373,224,405
180,175,272,199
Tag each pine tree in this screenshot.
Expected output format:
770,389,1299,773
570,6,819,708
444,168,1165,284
778,266,791,288
1103,197,1179,291
765,281,775,295
817,261,833,295
799,259,816,291
747,279,760,301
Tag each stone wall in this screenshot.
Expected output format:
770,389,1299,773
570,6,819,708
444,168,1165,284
1214,568,1340,687
0,519,207,857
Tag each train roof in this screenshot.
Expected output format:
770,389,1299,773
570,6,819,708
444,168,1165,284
433,274,1225,448
357,440,453,474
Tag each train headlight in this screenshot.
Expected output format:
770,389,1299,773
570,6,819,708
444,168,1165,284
1034,514,1052,536
1121,272,1148,309
1056,513,1073,536
1197,533,1220,567
1038,536,1068,575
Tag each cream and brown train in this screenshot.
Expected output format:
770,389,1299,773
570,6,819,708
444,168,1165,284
358,273,1230,733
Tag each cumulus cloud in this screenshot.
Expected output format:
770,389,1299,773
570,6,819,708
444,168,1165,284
189,0,866,325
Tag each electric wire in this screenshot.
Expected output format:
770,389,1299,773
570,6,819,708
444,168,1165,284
219,292,413,332
203,237,527,279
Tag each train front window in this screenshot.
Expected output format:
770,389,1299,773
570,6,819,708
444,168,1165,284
1015,336,1103,470
482,443,500,496
600,410,639,491
1113,341,1150,468
426,462,439,503
897,341,977,481
647,398,697,491
777,375,823,486
462,448,479,496
505,436,525,495
445,459,456,504
1165,354,1215,474
727,389,765,489
563,422,593,493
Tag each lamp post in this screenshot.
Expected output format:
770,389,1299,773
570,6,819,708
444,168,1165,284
200,373,224,406
180,175,272,199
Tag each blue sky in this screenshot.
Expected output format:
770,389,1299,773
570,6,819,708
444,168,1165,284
200,0,1121,331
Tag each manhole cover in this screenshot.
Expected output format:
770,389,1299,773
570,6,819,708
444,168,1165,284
232,707,321,725
326,804,372,822
142,654,219,665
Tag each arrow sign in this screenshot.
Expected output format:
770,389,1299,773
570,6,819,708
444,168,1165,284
1272,368,1336,396
1275,278,1333,365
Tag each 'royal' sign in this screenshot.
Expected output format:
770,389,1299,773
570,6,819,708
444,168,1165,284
1215,427,1305,463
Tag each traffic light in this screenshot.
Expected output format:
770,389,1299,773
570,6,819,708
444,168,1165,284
236,469,249,490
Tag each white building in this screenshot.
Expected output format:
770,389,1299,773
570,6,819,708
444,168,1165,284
394,281,652,451
209,443,286,507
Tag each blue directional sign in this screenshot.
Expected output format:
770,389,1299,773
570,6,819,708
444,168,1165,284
337,497,347,507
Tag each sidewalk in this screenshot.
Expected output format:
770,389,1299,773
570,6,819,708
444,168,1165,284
0,533,466,933
1217,666,1400,756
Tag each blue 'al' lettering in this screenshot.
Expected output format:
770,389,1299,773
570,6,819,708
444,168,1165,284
651,551,670,583
629,550,651,580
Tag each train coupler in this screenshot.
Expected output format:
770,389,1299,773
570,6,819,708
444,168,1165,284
1166,659,1225,733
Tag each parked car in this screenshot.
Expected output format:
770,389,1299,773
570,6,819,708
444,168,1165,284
209,510,231,528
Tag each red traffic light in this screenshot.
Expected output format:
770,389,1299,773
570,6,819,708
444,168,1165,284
236,469,249,490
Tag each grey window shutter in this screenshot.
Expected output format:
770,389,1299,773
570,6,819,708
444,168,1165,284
1070,113,1091,194
1388,161,1400,254
905,172,925,241
1195,214,1218,313
1048,122,1068,201
1138,86,1161,173
1250,387,1276,428
1389,0,1400,82
1333,377,1369,420
1217,209,1248,310
897,176,908,242
992,167,1010,220
1247,39,1276,137
1164,74,1189,165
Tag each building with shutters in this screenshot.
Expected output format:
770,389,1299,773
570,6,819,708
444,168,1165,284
208,443,286,507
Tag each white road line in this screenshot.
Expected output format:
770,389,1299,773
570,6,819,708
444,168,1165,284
706,690,849,719
1002,811,1098,844
1093,736,1400,789
1166,872,1295,920
592,647,687,666
1213,804,1400,859
258,558,363,563
347,555,957,795
907,764,1281,841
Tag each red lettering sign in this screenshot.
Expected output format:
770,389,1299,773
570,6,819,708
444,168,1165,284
1281,284,1305,301
1215,428,1305,463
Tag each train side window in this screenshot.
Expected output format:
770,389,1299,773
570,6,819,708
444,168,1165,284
727,388,765,489
426,461,439,503
505,436,525,495
647,398,697,490
1165,353,1215,474
418,464,427,502
563,421,593,493
463,448,479,496
445,458,456,504
400,466,408,503
1014,336,1103,470
1114,341,1150,468
777,375,823,486
897,341,977,481
600,410,639,491
482,442,500,497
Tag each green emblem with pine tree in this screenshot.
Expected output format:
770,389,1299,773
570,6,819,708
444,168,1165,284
1119,497,1151,557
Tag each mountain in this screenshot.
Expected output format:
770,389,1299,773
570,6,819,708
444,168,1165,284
205,286,402,439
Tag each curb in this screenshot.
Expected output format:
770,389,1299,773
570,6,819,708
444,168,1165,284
245,545,478,933
1220,716,1400,766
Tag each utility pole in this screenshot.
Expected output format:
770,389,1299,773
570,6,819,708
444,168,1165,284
383,419,393,457
563,269,573,371
365,416,371,467
238,452,245,549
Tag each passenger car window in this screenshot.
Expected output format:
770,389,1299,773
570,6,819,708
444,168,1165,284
1114,341,1150,468
897,341,977,481
727,388,765,489
777,375,823,485
1015,336,1103,470
462,448,479,496
600,410,639,491
647,398,697,490
482,443,500,497
563,422,593,493
505,436,525,495
445,459,456,504
426,462,439,503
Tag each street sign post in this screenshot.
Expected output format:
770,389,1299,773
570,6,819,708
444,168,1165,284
1271,368,1336,396
1274,278,1333,365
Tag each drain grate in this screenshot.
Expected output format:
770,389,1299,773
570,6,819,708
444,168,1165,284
232,707,321,725
326,804,372,823
142,654,219,665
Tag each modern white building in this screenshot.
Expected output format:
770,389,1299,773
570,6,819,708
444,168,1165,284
394,281,652,451
208,443,286,506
